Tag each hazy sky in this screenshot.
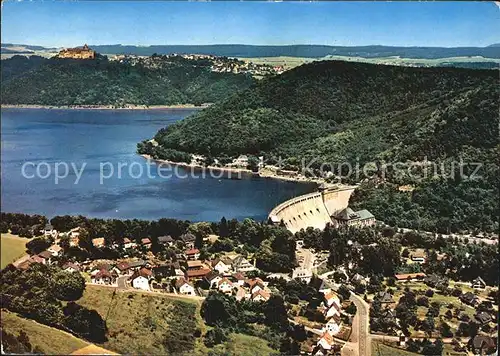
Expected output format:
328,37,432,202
2,1,499,48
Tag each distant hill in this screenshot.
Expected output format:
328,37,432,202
1,43,57,51
145,60,499,233
2,43,500,59
1,55,254,106
90,44,500,59
0,48,34,54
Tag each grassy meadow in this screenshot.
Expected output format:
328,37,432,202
1,311,90,354
77,285,202,355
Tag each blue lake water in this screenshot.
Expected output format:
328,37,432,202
1,108,315,222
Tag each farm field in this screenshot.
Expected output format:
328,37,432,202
1,233,30,268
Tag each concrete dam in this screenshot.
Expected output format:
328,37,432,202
268,186,356,234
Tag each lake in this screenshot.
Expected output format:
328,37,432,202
1,108,316,222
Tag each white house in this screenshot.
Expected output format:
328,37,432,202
176,277,196,296
324,292,341,308
323,315,341,335
205,271,222,288
231,155,248,167
318,279,333,294
231,255,255,273
232,272,246,287
217,278,234,294
317,332,335,351
130,268,153,291
123,238,137,249
471,277,486,289
158,235,174,247
324,303,341,319
69,228,80,247
292,267,313,283
185,248,200,261
212,258,233,275
43,224,58,238
47,244,63,257
131,275,150,291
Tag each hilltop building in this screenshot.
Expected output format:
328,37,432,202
58,44,96,59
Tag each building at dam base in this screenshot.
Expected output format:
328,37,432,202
268,185,375,234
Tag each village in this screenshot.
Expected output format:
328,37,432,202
110,51,284,77
8,218,497,356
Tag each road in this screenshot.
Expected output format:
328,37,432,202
347,292,371,356
116,275,128,290
297,247,315,272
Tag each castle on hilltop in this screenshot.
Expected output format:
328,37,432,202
57,44,96,59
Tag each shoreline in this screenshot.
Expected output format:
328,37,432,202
140,154,324,185
1,103,212,110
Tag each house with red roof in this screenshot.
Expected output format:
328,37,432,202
184,248,200,260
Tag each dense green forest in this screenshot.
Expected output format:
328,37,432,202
148,60,499,233
1,55,254,106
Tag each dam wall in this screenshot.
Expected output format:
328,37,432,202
269,186,356,234
322,187,355,217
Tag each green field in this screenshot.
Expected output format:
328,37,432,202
211,333,276,356
77,285,202,355
372,341,419,356
1,311,90,354
1,233,30,268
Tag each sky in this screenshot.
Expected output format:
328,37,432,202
1,1,499,48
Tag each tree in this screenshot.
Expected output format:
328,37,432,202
188,222,212,249
26,237,51,255
263,295,289,332
417,296,429,307
337,285,351,301
203,327,228,347
219,217,229,238
200,292,238,328
63,302,107,343
52,271,86,301
440,321,453,337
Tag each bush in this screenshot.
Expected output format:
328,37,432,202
204,327,228,347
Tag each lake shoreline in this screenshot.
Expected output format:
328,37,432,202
1,103,211,110
140,154,324,185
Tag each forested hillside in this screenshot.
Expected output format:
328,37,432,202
149,61,499,233
1,55,254,106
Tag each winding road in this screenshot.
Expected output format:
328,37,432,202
345,292,371,356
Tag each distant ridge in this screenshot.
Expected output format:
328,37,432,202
2,43,500,59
